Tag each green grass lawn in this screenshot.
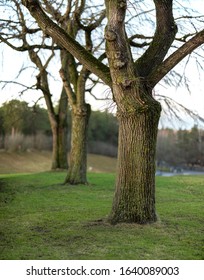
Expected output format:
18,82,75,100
0,172,203,260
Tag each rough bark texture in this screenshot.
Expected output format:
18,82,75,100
65,104,91,184
105,0,162,223
60,51,91,184
110,93,161,224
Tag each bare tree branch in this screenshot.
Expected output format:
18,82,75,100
59,68,76,106
0,80,36,90
0,34,60,51
135,0,178,77
22,0,112,87
156,94,204,124
149,29,204,86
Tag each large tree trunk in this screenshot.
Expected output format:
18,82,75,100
104,1,162,224
65,104,91,184
109,87,161,224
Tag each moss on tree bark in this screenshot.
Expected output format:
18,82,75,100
65,104,91,184
109,95,161,224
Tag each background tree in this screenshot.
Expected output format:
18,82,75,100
0,0,68,169
1,100,30,136
157,126,204,170
45,0,105,184
88,110,118,157
0,107,5,149
0,0,106,182
177,126,204,168
58,2,106,184
22,0,204,224
0,100,52,151
156,128,178,168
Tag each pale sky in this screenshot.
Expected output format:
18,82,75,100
1,0,204,129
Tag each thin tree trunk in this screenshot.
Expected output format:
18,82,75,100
109,92,161,224
65,104,91,184
51,116,68,170
57,89,69,170
58,123,68,169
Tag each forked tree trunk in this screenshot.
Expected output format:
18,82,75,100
22,0,204,225
65,104,91,184
104,0,162,224
109,88,161,224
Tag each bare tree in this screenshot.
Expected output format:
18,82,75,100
0,0,68,169
1,0,106,182
22,0,204,224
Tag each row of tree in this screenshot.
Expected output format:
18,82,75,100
0,100,118,156
0,100,50,136
157,127,204,170
1,100,204,169
1,0,204,224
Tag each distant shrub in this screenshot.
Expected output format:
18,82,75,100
0,135,5,149
5,133,29,152
3,133,52,152
88,141,117,158
33,133,52,151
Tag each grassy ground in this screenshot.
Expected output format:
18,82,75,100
0,171,203,260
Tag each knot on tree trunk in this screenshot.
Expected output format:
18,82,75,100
113,59,127,69
105,29,117,42
107,50,127,69
73,104,91,118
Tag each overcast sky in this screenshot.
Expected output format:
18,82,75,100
1,0,204,129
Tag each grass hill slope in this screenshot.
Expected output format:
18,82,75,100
0,151,117,174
